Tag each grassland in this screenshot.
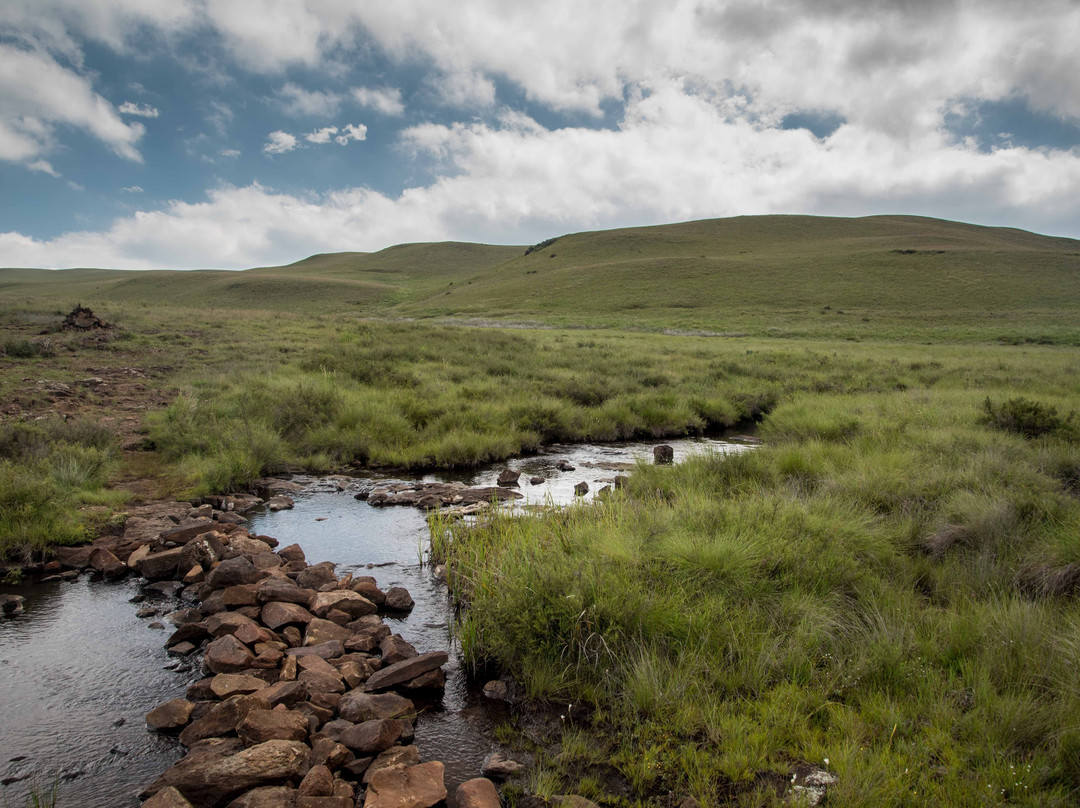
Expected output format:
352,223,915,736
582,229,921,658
2,213,1080,803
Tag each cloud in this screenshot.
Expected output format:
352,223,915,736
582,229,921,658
121,185,143,192
0,43,145,166
219,148,241,158
351,86,405,116
334,123,366,145
118,101,159,117
305,126,337,144
273,82,342,118
263,130,297,154
27,159,59,176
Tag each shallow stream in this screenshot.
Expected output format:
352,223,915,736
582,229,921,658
0,436,750,806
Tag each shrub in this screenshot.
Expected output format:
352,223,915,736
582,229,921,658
981,397,1072,439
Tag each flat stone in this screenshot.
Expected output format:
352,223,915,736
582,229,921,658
237,709,309,746
305,618,354,646
363,746,421,785
206,611,260,638
379,635,417,666
257,577,315,605
225,537,274,559
364,652,448,692
295,563,338,591
143,786,197,808
262,601,316,630
206,556,261,589
364,761,446,808
310,590,377,619
400,669,445,691
210,674,268,699
260,680,308,708
179,694,272,747
278,544,306,564
285,640,346,661
350,580,386,606
299,669,346,695
481,752,524,780
223,584,260,607
338,692,415,724
224,786,298,808
205,635,257,674
167,622,210,648
296,798,351,808
159,520,217,544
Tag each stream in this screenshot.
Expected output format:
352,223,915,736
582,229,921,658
0,436,751,806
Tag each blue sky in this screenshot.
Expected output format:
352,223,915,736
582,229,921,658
2,1,1080,269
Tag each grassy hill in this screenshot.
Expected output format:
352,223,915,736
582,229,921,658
2,214,1078,340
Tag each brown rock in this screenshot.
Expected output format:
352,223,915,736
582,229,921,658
262,601,316,630
305,618,354,646
309,692,342,713
299,668,345,695
205,635,257,674
311,738,352,770
223,584,259,607
210,674,268,699
481,752,524,780
143,786,197,808
183,565,206,584
339,719,402,755
141,739,311,807
179,694,271,746
310,590,377,619
54,545,92,569
295,563,337,591
224,786,297,808
278,544,306,564
251,649,284,669
379,635,417,666
350,580,386,606
383,587,414,612
456,778,500,808
261,680,307,708
147,699,195,732
225,536,274,559
364,761,446,808
363,746,421,784
497,469,521,486
653,444,674,464
296,798,351,808
332,780,355,801
364,652,448,692
237,709,309,746
167,622,210,648
252,552,282,571
400,669,445,691
297,654,338,677
338,660,371,689
206,611,260,638
234,621,275,646
338,692,415,724
160,520,216,544
286,640,344,660
180,535,222,571
206,556,260,589
89,546,129,579
299,765,334,797
282,626,304,647
127,544,151,568
280,655,298,682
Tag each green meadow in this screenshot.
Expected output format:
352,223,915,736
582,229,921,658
2,214,1080,804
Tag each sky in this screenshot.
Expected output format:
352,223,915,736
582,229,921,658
2,1,1080,270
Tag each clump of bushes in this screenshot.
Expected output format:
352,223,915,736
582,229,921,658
981,396,1074,439
0,338,55,359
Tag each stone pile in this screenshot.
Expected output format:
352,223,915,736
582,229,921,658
122,517,463,808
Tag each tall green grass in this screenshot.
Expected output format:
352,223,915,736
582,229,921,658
435,384,1080,806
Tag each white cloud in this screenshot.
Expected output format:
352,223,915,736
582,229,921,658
0,43,145,166
427,70,496,109
121,185,143,192
334,123,366,145
305,126,337,144
262,130,297,154
118,100,159,117
27,159,59,176
273,82,342,118
219,148,241,158
351,86,405,116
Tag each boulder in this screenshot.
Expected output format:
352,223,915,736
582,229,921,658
309,590,377,619
206,611,260,638
496,469,521,486
286,640,344,660
128,544,151,569
556,460,575,471
400,669,445,691
296,798,351,808
350,580,386,606
573,481,588,496
364,761,446,808
54,545,92,569
338,692,415,724
206,556,260,589
379,635,417,666
339,719,402,755
143,786,197,808
529,476,544,485
252,552,282,571
278,544,306,564
456,778,500,808
256,577,315,605
262,601,315,630
179,535,225,573
236,709,309,746
310,738,352,770
89,547,128,579
482,681,509,701
225,536,274,559
2,594,26,617
160,520,216,545
481,752,524,779
383,588,414,612
205,635,257,674
653,444,674,464
296,563,337,591
179,694,272,746
223,584,260,607
210,674,269,699
260,680,308,709
298,669,346,695
267,496,294,511
364,652,448,692
142,739,311,808
146,699,195,732
166,622,210,648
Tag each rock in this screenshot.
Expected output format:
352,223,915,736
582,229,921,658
558,797,601,808
613,475,630,489
481,752,524,780
225,537,274,559
205,635,257,674
224,786,298,808
299,669,346,695
210,674,269,699
169,641,197,657
160,520,217,545
206,556,260,589
556,460,575,471
217,512,248,526
267,496,295,511
278,544,306,564
383,587,413,612
789,766,838,806
53,545,92,569
400,669,445,691
201,589,227,616
496,469,521,486
299,765,334,797
379,635,418,666
363,746,421,784
179,694,271,746
235,621,275,646
653,444,674,464
223,584,260,607
338,693,415,724
237,709,309,746
529,476,544,485
305,618,354,646
145,580,185,598
364,761,446,808
147,699,195,732
261,680,307,708
206,611,260,638
573,481,589,496
257,577,315,605
143,786,197,808
482,681,509,701
366,482,521,510
456,778,500,808
310,590,377,619
183,565,206,584
89,547,127,579
364,652,448,692
128,544,151,569
311,738,352,770
296,563,338,591
296,798,351,808
180,536,222,573
1,594,25,617
252,552,282,571
142,739,311,807
285,640,344,660
339,719,402,755
350,579,386,606
262,601,316,630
